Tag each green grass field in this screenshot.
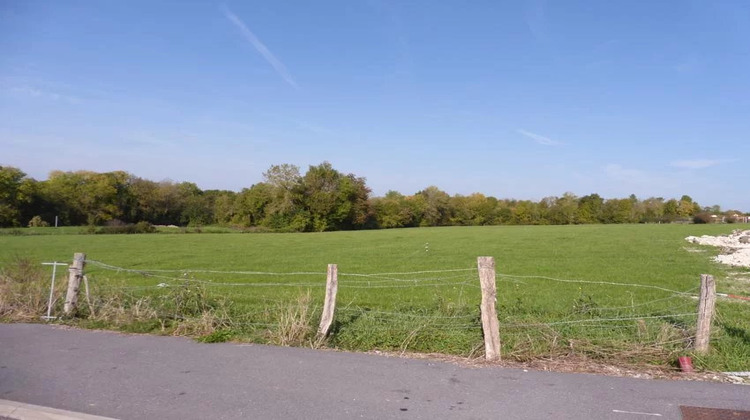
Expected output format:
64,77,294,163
2,224,749,371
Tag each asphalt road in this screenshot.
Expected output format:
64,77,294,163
1,323,748,420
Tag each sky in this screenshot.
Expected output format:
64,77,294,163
1,0,749,210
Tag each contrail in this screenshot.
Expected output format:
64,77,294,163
516,128,561,146
221,5,298,88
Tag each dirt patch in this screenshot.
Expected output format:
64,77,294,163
368,350,748,384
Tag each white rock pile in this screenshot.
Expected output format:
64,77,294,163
685,230,750,268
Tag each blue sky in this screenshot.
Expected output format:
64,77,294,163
1,1,749,210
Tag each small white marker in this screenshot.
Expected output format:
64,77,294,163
612,409,662,416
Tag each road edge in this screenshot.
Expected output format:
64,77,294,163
0,399,118,420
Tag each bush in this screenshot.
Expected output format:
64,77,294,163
693,213,713,224
97,222,156,234
27,216,49,227
135,221,156,233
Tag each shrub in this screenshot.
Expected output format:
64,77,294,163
693,213,713,224
96,222,156,234
27,216,49,227
134,221,156,233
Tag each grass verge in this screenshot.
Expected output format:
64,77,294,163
1,224,749,373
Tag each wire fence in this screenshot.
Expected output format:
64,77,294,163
25,256,740,364
22,244,748,369
77,259,708,345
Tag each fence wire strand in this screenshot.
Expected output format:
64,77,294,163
80,258,711,340
497,273,693,295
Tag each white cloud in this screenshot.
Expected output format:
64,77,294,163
670,159,726,169
516,128,561,146
604,163,647,181
524,0,548,42
221,5,297,88
8,86,81,104
600,163,685,198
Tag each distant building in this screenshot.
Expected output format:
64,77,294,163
731,213,749,223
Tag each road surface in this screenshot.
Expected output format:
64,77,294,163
1,324,748,419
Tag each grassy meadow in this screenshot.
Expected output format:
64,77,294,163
1,223,749,371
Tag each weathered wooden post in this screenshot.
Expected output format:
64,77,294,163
478,256,501,361
317,264,338,339
63,253,86,316
695,274,716,354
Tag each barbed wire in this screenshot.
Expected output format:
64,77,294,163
497,273,693,295
86,260,480,288
87,259,702,295
341,280,478,289
87,270,325,288
592,287,700,311
81,259,707,332
341,267,475,278
498,313,697,328
337,307,479,319
337,272,475,284
86,260,326,276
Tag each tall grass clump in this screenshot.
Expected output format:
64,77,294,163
268,291,318,347
82,281,233,339
0,257,55,321
0,257,236,342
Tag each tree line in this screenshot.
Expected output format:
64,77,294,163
0,163,745,230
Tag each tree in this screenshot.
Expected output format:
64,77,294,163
548,192,578,225
126,178,205,225
601,198,634,224
0,166,30,227
638,197,665,223
128,177,160,223
43,170,132,225
300,162,373,231
677,195,700,217
704,204,721,214
209,190,237,225
372,191,417,228
177,182,210,225
4,164,744,230
262,164,306,230
492,200,514,225
576,194,603,224
663,199,679,220
415,186,451,226
511,200,540,225
465,193,498,225
448,195,470,226
233,183,272,227
17,177,51,226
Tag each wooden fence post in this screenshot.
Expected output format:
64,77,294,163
63,253,86,316
317,264,338,339
695,274,716,354
478,256,501,361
